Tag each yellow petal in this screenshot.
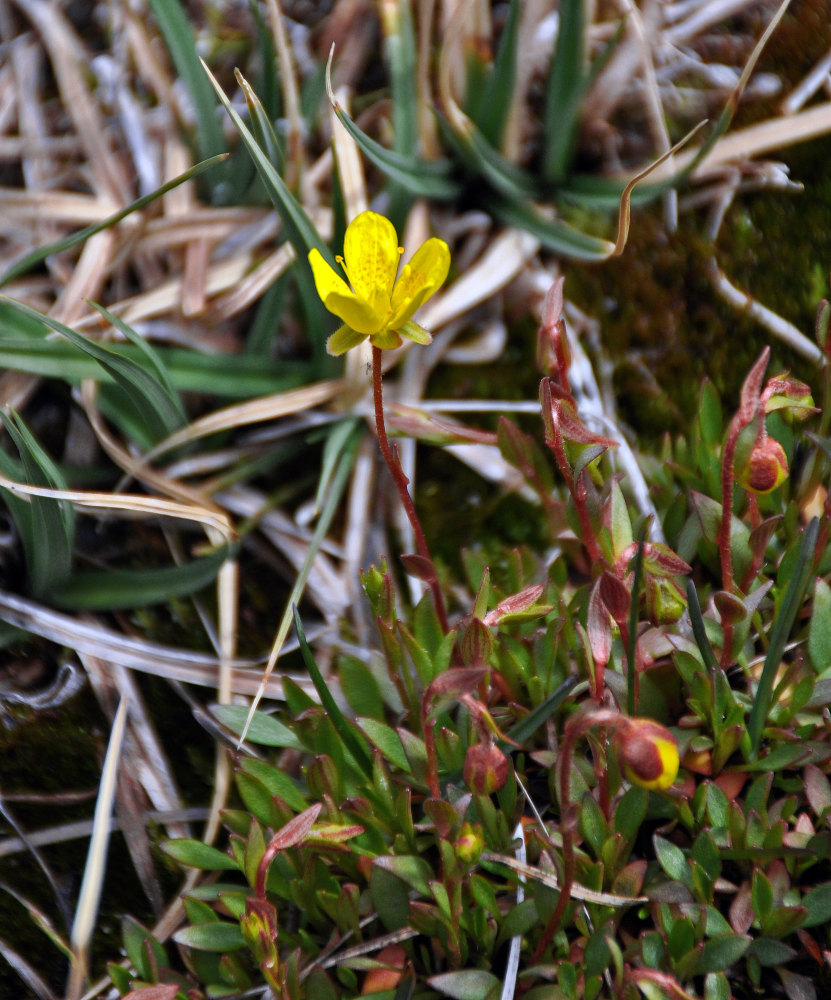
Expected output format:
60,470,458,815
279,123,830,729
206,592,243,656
389,237,450,328
343,211,399,311
327,325,368,356
308,248,351,302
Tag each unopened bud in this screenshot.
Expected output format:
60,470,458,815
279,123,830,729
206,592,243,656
454,822,485,864
463,740,509,795
645,576,686,625
736,436,788,495
616,718,679,791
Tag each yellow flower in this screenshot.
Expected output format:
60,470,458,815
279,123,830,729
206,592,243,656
616,718,679,792
308,211,450,355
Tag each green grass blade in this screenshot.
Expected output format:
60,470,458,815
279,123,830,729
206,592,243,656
543,0,587,184
293,605,373,777
381,0,418,226
491,196,614,261
685,579,721,676
503,676,579,747
325,55,458,201
52,545,233,611
237,71,284,174
438,115,538,202
87,302,186,423
472,0,521,148
202,61,333,267
746,516,819,757
0,155,227,289
0,299,185,443
0,411,74,601
146,0,229,186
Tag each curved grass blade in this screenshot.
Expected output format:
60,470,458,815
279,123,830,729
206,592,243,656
503,675,579,747
146,0,229,186
51,545,233,611
325,51,458,200
202,60,333,267
0,155,228,289
293,605,373,777
381,0,418,225
490,196,614,261
746,516,819,757
0,411,74,601
543,0,587,184
0,299,185,443
686,579,721,677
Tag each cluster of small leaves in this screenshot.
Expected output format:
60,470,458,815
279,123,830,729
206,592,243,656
109,289,831,1000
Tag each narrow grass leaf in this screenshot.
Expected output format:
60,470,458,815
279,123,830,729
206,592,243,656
471,0,520,148
747,517,819,756
146,0,228,176
0,411,74,600
491,196,614,260
503,675,579,747
293,605,373,777
0,155,227,289
51,545,232,611
325,52,458,200
686,580,721,676
543,0,587,184
0,300,185,442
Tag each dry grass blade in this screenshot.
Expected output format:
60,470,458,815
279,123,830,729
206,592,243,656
67,696,128,1000
480,851,647,906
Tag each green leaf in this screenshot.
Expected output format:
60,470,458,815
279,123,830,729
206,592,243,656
699,379,722,446
172,922,246,952
801,881,831,927
357,718,410,772
372,854,433,896
748,937,797,966
809,577,831,671
428,970,502,1000
237,758,308,813
654,836,692,887
692,934,751,975
51,545,232,611
211,704,306,751
503,675,579,747
161,840,240,871
369,865,411,931
340,658,385,721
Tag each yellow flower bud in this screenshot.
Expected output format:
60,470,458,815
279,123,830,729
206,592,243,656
736,436,788,495
616,718,679,791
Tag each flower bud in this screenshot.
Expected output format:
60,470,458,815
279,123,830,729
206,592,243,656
454,822,485,864
616,719,679,791
645,576,686,625
463,740,509,795
736,436,788,495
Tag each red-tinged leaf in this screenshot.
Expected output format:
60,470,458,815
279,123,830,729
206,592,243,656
599,570,630,623
777,967,817,1000
124,987,180,1000
269,803,322,851
306,823,365,843
642,542,692,577
805,763,831,822
482,583,544,625
424,667,487,704
587,580,612,667
400,553,436,582
387,404,498,446
554,399,618,448
729,880,754,934
459,617,493,667
739,346,770,422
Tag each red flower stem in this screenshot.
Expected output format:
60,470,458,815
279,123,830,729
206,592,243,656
372,346,449,633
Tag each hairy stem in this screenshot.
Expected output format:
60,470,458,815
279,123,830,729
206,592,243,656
372,346,449,633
